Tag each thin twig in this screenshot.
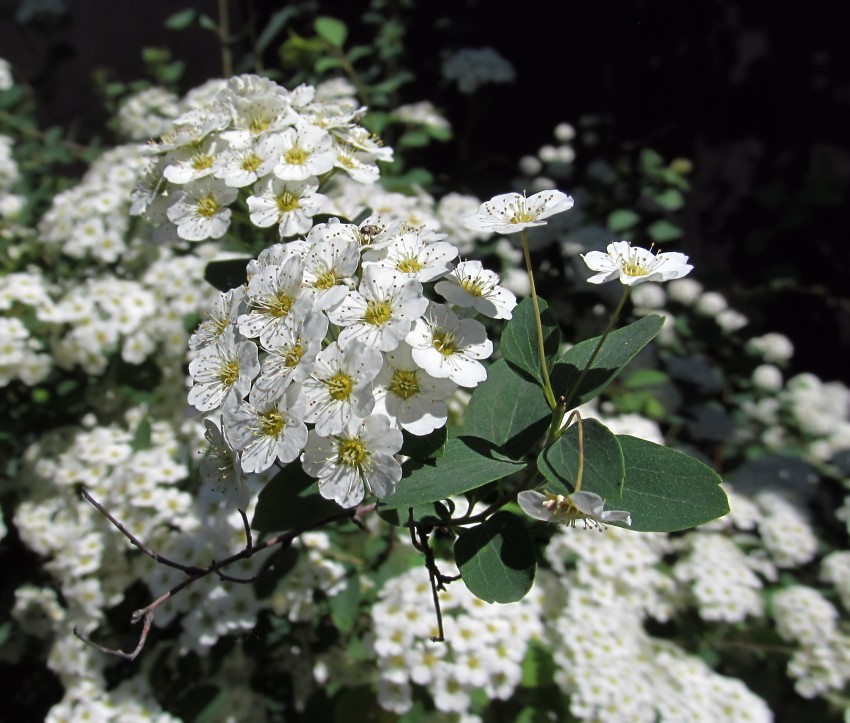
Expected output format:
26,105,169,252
75,488,357,659
80,487,202,574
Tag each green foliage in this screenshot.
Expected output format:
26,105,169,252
538,419,625,499
552,315,665,406
455,511,536,603
253,462,340,532
380,437,526,510
464,360,551,459
500,297,561,385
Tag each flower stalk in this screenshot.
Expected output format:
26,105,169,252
520,229,557,409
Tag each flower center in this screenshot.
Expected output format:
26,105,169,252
337,437,368,467
619,251,650,277
248,115,269,134
219,360,239,386
259,410,284,438
313,269,337,289
338,153,356,169
432,329,457,356
460,275,485,297
544,493,595,527
192,153,213,171
326,371,354,401
508,200,535,224
196,194,220,218
270,293,294,318
389,369,420,399
284,145,308,166
284,341,303,367
396,255,422,274
365,299,393,326
276,191,300,213
241,153,262,172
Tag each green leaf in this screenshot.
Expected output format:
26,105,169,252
314,16,348,48
203,258,250,292
328,573,360,633
165,9,197,29
614,435,728,531
130,418,152,452
538,419,625,498
380,437,526,510
252,463,339,532
500,296,561,387
654,189,685,211
426,125,452,142
314,56,345,73
455,511,536,603
552,315,665,407
465,359,551,459
397,130,430,148
400,426,447,461
639,148,664,171
607,209,640,232
521,640,556,688
198,14,218,33
647,219,683,242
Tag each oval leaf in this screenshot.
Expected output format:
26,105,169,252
552,314,664,407
647,219,683,242
538,419,625,500
455,512,536,603
252,462,339,531
500,296,561,387
400,426,447,461
204,258,251,293
607,209,640,232
615,435,729,532
314,16,347,48
465,359,551,459
380,437,525,510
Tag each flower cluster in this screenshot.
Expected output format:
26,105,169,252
364,562,543,715
190,214,515,508
132,74,392,243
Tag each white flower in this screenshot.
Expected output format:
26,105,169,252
517,490,632,527
435,260,517,319
199,417,250,509
237,255,312,346
246,176,328,238
328,266,429,352
302,415,403,508
582,241,693,286
227,384,308,474
373,343,457,435
213,132,287,187
189,287,248,350
464,190,574,235
301,340,383,436
301,223,361,310
363,230,457,282
166,177,238,241
187,327,259,412
405,302,492,387
273,122,336,181
163,136,224,184
256,311,328,396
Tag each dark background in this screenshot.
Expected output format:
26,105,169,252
2,0,848,380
